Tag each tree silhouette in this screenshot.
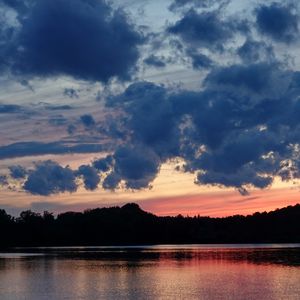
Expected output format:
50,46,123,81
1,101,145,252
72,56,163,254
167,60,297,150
0,203,299,247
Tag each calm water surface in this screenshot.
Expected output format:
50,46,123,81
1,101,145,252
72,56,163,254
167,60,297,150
0,244,300,299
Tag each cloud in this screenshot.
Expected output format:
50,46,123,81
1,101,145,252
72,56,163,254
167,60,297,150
94,145,160,190
109,145,160,189
76,165,100,190
0,104,22,114
0,0,143,82
143,55,166,68
197,168,273,191
93,155,113,172
67,124,77,135
102,172,121,190
80,114,96,127
7,61,299,195
204,62,280,93
255,2,299,43
9,165,27,179
237,39,274,64
3,0,300,197
187,51,214,69
0,141,104,159
107,81,181,159
23,160,77,195
5,160,104,195
101,53,300,194
0,175,8,186
167,9,246,52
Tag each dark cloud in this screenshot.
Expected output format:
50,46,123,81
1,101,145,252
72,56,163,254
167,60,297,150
204,63,279,93
187,51,214,69
255,3,299,43
6,160,104,195
67,124,77,135
23,160,77,195
7,60,300,194
0,141,104,159
9,165,27,179
104,82,181,189
111,145,160,189
197,167,273,191
102,172,121,190
107,81,180,158
0,0,143,82
80,114,96,127
0,104,22,113
93,145,159,190
0,175,8,186
93,155,113,172
143,55,166,68
76,165,100,190
237,39,274,63
101,55,300,193
167,9,246,52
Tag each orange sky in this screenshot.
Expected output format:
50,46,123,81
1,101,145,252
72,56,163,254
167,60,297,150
1,154,299,217
140,188,300,217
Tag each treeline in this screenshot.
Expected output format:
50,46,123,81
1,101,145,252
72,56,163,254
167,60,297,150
0,203,300,247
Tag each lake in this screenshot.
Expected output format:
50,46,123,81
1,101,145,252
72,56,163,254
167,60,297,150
0,244,300,299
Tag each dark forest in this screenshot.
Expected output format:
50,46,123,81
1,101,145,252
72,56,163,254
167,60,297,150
1,203,300,247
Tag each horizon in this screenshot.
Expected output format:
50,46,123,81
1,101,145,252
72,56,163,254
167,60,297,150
2,200,299,219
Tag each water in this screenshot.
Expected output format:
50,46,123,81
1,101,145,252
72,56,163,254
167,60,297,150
0,244,300,299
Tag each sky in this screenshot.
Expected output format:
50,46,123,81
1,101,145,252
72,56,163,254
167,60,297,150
0,0,300,217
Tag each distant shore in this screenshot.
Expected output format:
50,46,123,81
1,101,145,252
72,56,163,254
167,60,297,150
1,203,299,247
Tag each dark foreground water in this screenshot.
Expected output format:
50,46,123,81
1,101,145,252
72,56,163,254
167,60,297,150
0,244,300,300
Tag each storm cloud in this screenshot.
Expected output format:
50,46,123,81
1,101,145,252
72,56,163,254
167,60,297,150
0,0,143,82
9,165,27,179
24,160,77,195
100,55,300,193
237,39,274,64
167,9,247,52
76,165,100,190
255,2,299,43
187,51,214,69
0,175,8,186
80,114,96,127
0,104,22,114
106,145,160,189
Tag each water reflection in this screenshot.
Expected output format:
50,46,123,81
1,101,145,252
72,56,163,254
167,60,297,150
0,245,299,299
